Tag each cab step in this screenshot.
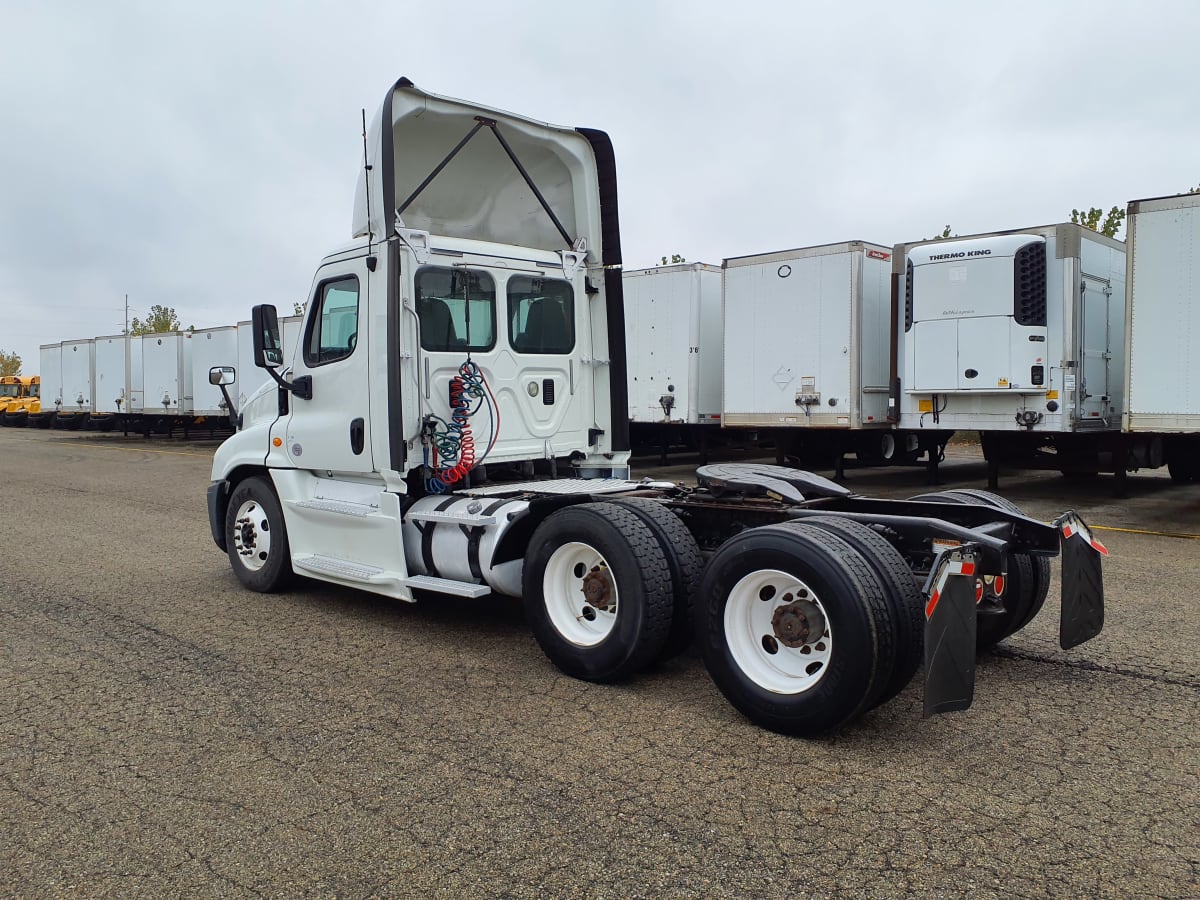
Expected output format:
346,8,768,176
293,554,386,581
402,575,492,598
292,498,379,518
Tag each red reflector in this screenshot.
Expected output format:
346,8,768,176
974,580,984,604
994,575,1006,596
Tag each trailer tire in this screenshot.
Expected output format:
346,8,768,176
523,502,673,683
225,476,294,592
696,523,893,736
909,490,1043,649
606,497,702,661
1167,457,1197,483
794,517,924,708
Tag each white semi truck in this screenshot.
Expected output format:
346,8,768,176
206,78,1107,736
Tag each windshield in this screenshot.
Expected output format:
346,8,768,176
0,385,19,398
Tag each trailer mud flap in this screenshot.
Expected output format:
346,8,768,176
1056,513,1107,650
922,549,978,717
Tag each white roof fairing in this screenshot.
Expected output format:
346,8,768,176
352,79,604,259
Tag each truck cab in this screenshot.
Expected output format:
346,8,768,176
209,78,629,603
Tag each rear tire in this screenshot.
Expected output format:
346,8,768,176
796,517,924,707
696,523,894,736
225,476,294,592
943,488,1051,636
523,502,674,683
909,489,1042,649
606,497,702,661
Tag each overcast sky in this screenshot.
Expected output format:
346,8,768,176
3,0,1199,372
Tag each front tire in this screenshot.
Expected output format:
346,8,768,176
224,476,294,592
696,523,894,736
523,502,674,683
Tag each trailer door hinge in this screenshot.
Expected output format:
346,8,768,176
582,357,610,367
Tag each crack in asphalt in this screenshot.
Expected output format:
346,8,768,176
993,646,1200,690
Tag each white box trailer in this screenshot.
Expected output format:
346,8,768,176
236,320,269,408
722,241,914,468
1124,193,1200,432
94,335,144,414
59,338,96,417
142,332,194,415
190,325,238,417
724,241,894,429
895,223,1127,484
623,263,722,425
1123,192,1200,482
37,343,61,420
237,315,302,409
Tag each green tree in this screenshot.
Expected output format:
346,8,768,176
927,226,955,241
1070,206,1125,239
129,304,190,335
660,253,686,265
293,301,306,316
0,349,21,376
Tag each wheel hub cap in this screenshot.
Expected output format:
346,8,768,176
771,599,825,649
581,567,614,611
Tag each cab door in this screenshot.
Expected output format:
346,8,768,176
281,257,374,474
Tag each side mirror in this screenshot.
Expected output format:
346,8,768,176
252,304,284,368
209,365,236,386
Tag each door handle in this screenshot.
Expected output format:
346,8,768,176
350,418,365,455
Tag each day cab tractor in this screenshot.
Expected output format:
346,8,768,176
206,78,1106,736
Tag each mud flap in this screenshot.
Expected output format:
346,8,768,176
923,549,979,717
1056,513,1107,650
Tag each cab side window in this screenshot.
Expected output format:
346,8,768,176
508,276,574,354
304,276,360,366
415,267,496,352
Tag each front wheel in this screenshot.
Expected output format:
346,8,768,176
224,476,294,592
522,502,674,683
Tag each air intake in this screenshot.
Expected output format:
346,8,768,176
1014,242,1047,327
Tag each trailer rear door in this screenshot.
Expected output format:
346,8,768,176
1077,274,1113,422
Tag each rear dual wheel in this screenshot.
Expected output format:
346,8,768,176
909,489,1051,649
695,523,915,736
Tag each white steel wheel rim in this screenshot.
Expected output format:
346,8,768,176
724,568,833,695
232,498,272,572
543,541,619,647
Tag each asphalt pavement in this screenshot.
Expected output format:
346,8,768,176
1,429,1196,897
